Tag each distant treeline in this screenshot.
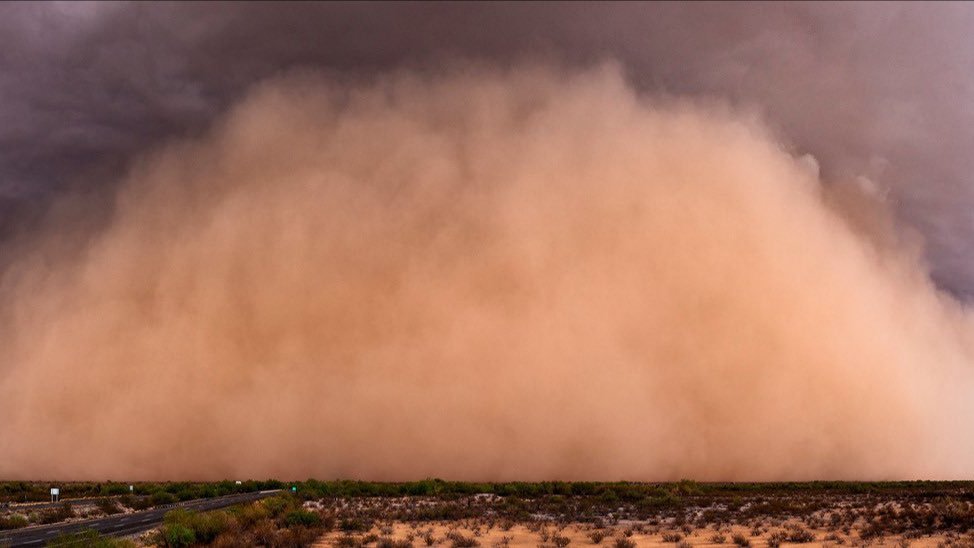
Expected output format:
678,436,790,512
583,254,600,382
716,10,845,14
0,480,278,504
3,479,973,504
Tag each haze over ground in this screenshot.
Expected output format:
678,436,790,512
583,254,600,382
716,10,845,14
1,2,973,481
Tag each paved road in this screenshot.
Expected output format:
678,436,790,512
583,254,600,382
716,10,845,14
0,490,280,547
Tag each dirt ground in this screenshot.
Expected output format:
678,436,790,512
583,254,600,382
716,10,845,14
313,522,955,548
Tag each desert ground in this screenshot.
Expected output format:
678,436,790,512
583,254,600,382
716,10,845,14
312,521,956,548
6,482,974,547
299,482,974,548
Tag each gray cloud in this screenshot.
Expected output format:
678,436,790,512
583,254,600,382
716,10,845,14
2,2,973,294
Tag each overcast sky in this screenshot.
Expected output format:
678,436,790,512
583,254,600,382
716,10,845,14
2,1,974,296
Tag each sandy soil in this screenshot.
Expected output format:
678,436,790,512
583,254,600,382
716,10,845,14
314,522,953,548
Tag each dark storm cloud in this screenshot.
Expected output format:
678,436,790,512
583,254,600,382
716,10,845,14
1,2,973,294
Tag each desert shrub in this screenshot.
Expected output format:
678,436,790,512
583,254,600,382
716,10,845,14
859,522,887,541
195,511,232,543
824,532,845,545
423,531,437,546
662,532,684,543
336,534,363,548
731,532,751,547
285,508,323,527
710,533,727,544
553,535,571,547
614,538,636,548
766,531,787,548
39,502,75,524
0,514,28,530
97,498,123,515
275,525,321,547
249,520,279,547
341,518,372,532
162,508,230,544
150,490,179,506
378,537,414,548
321,513,337,531
677,541,692,548
162,523,197,548
786,527,816,543
589,530,607,544
129,496,152,510
263,495,295,518
447,531,480,547
175,488,198,502
232,501,272,526
99,483,131,497
212,532,255,548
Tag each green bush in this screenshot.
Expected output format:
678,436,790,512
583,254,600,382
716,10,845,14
163,508,191,526
162,508,230,544
162,523,196,548
262,495,295,518
285,508,322,527
197,512,231,543
175,489,198,502
149,491,178,506
231,501,271,526
98,483,130,497
0,514,28,530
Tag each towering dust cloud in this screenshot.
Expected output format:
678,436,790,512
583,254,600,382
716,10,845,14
1,64,972,481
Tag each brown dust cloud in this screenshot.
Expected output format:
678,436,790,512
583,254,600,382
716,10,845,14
1,64,973,481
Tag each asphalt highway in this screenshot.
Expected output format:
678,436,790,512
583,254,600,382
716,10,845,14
0,490,281,547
